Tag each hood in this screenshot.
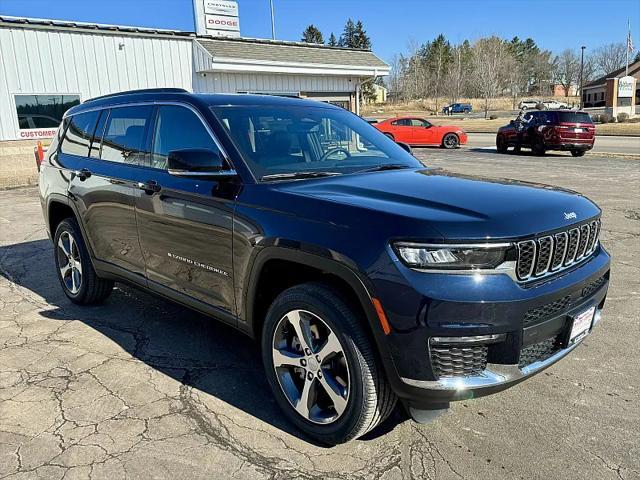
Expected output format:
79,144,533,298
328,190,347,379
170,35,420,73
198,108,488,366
276,168,600,240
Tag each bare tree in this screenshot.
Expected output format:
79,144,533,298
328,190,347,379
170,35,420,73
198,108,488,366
591,42,627,76
471,37,510,118
553,49,580,96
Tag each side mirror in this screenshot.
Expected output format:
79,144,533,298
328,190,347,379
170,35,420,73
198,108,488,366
396,142,412,154
167,149,236,179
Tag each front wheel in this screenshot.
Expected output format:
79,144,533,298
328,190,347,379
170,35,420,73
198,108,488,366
496,135,508,153
261,283,396,444
571,150,586,157
442,133,460,149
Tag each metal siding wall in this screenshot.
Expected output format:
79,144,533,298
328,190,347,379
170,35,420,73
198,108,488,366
193,71,356,95
0,26,193,140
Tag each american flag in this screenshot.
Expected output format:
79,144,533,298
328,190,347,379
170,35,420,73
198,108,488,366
628,21,634,52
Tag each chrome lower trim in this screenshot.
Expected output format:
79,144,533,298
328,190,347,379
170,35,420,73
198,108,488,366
401,313,600,391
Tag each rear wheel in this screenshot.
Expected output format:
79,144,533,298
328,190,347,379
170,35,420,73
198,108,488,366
532,138,546,156
442,133,459,149
261,283,396,444
571,150,586,157
383,132,395,141
54,218,114,305
496,135,508,153
463,109,470,114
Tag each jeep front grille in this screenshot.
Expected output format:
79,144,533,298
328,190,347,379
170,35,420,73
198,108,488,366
516,219,601,281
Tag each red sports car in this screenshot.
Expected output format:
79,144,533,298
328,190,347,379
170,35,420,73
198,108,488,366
374,117,467,148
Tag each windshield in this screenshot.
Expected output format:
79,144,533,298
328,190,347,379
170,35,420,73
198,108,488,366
211,104,421,179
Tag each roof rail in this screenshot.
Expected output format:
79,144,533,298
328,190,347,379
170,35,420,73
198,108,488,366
85,88,189,103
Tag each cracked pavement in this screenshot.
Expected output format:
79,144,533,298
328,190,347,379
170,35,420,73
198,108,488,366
0,149,638,479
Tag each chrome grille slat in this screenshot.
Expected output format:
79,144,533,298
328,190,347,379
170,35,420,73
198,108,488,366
565,228,580,265
516,219,600,282
551,232,568,270
576,224,590,260
535,236,554,276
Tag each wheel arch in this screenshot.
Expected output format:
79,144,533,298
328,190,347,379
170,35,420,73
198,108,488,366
244,247,394,364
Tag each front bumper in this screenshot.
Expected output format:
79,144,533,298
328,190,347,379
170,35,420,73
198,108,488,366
371,245,610,407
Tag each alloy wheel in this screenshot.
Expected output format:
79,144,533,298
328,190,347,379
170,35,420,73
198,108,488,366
272,309,350,424
56,231,82,294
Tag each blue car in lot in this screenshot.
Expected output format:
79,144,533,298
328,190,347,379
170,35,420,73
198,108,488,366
443,103,472,114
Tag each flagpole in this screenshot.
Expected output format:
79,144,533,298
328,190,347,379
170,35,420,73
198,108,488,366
627,18,630,77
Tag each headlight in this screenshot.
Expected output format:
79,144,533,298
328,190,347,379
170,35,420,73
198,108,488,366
393,242,513,270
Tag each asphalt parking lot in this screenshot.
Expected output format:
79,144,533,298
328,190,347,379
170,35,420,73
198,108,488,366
1,148,638,480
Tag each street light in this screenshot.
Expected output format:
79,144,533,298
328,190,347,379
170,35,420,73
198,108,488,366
579,45,586,109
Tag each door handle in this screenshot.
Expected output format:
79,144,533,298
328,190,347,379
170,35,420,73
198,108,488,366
137,180,161,194
73,168,91,181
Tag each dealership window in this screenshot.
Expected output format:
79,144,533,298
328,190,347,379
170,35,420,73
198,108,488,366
15,94,80,130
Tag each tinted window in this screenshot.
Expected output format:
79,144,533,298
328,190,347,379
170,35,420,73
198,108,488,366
99,106,153,164
410,119,430,127
15,95,80,130
557,112,593,124
60,111,100,157
89,110,108,159
392,119,411,126
151,106,218,169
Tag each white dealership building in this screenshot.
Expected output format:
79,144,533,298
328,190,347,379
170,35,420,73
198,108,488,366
0,3,388,141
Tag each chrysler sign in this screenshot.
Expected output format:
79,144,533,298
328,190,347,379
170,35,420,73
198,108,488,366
617,76,635,98
204,0,238,16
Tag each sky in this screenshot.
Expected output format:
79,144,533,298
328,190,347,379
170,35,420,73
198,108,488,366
1,0,638,63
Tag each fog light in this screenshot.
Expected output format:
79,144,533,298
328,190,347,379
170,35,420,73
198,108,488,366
430,333,506,345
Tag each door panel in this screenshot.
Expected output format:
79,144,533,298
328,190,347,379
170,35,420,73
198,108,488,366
389,120,413,143
61,108,148,278
135,104,238,315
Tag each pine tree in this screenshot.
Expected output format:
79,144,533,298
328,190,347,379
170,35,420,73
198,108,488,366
338,19,357,48
353,20,372,50
327,32,338,47
301,25,324,44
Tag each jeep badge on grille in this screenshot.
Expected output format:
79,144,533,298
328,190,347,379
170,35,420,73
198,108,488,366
564,212,577,220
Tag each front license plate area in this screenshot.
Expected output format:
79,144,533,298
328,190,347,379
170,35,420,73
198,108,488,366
569,306,595,344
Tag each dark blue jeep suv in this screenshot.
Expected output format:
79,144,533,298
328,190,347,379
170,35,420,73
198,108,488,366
39,89,610,444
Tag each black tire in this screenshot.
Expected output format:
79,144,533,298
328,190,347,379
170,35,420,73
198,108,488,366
532,138,546,156
442,133,459,149
496,135,508,153
53,218,114,305
571,150,586,157
261,282,397,445
463,109,470,114
383,132,395,141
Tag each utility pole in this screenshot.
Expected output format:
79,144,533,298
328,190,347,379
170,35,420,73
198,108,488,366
269,0,276,40
579,45,585,109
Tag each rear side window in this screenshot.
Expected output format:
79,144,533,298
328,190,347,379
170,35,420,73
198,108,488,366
557,112,593,124
60,111,100,157
150,105,219,169
99,106,153,164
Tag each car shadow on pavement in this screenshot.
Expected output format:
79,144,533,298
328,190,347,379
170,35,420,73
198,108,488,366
0,238,403,447
467,147,568,157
